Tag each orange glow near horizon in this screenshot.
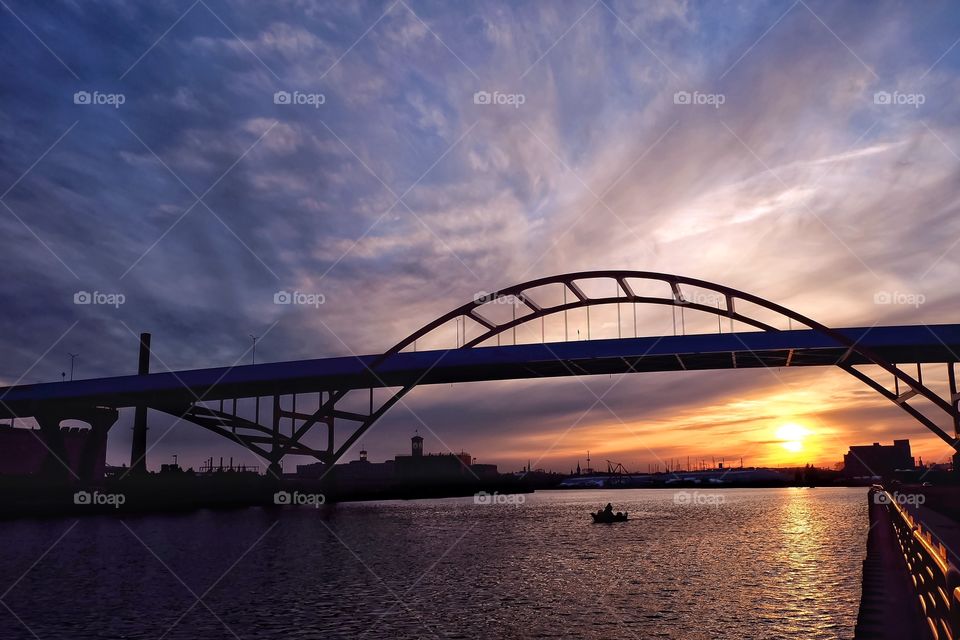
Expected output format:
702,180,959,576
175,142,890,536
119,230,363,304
485,369,955,472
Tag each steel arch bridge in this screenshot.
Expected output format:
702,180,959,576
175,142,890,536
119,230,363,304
2,270,960,479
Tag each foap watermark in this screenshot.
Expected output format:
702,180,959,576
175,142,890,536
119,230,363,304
74,290,125,308
473,90,525,109
274,290,325,308
873,90,925,108
873,290,925,308
677,291,723,307
274,490,326,507
473,291,527,305
74,490,126,509
73,90,125,109
474,491,525,507
273,90,325,108
673,90,725,109
873,491,925,507
674,491,725,507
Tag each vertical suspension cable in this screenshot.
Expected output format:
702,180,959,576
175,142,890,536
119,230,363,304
616,280,621,339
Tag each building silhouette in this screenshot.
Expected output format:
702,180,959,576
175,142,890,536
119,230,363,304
296,433,498,487
394,433,475,482
843,439,914,479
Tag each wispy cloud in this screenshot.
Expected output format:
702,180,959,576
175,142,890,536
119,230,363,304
0,0,958,471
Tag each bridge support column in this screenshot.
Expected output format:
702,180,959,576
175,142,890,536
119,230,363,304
327,415,334,463
35,413,71,482
130,332,151,474
269,395,282,478
949,364,960,476
79,408,118,483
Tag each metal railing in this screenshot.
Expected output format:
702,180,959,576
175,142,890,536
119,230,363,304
880,488,960,640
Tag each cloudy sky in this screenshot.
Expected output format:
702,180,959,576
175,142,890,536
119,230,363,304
1,0,959,473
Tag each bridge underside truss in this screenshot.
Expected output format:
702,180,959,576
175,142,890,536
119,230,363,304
146,271,960,475
21,271,960,478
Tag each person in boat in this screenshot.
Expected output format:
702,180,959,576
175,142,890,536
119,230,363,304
604,503,613,516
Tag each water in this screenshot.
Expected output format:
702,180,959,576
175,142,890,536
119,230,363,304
0,487,867,639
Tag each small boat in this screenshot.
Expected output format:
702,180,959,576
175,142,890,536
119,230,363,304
591,510,628,523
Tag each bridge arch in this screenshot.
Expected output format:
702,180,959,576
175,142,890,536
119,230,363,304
270,270,959,470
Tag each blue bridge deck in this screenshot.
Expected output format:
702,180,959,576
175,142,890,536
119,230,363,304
0,324,957,417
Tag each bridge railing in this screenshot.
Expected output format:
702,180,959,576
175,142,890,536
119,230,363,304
878,488,960,640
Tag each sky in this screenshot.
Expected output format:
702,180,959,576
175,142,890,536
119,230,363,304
1,0,959,474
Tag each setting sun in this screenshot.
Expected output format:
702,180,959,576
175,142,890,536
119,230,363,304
776,423,811,453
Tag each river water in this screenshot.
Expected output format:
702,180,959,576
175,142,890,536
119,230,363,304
0,487,867,639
